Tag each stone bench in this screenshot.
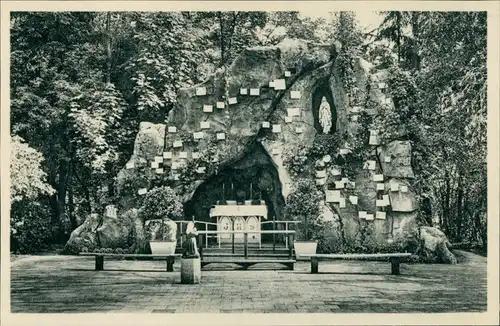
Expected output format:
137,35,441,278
201,258,296,270
79,253,181,272
298,253,413,275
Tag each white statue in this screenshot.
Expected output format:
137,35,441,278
318,96,332,134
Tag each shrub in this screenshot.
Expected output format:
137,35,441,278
10,199,52,254
139,186,183,221
285,179,323,241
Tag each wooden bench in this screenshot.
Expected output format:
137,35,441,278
79,253,181,272
298,253,413,275
201,259,295,270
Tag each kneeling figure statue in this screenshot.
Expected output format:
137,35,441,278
182,222,200,258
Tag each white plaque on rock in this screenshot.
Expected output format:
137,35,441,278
378,82,387,89
339,198,346,208
335,181,345,189
192,152,200,159
390,182,399,192
156,168,164,174
287,108,301,117
269,81,275,88
383,194,390,206
376,183,385,191
339,148,349,155
376,211,386,219
154,156,163,163
349,196,358,205
173,140,183,148
373,174,384,182
285,71,291,77
400,185,409,193
285,116,293,123
316,170,327,178
196,167,206,174
331,168,341,176
179,152,188,159
168,126,177,133
228,97,238,105
359,211,367,219
351,115,359,122
272,124,282,133
364,160,376,170
274,79,286,90
365,214,374,221
216,132,226,140
216,101,225,109
295,126,303,133
163,152,172,159
138,188,148,195
376,199,385,207
200,121,210,129
326,190,341,203
196,87,206,96
151,162,159,169
262,121,270,128
250,88,260,96
384,156,391,163
203,104,213,113
240,88,248,95
369,135,380,146
290,91,301,99
193,131,204,140
126,162,134,169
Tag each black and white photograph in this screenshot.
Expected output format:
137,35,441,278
1,1,499,325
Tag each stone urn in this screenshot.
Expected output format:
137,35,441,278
146,219,177,255
294,240,318,261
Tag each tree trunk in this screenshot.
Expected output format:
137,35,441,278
456,174,464,242
105,12,112,84
218,12,225,67
410,12,421,70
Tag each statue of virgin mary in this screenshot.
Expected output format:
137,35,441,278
318,96,332,134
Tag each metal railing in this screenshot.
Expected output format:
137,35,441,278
195,230,296,260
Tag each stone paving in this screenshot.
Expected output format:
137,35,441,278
10,253,487,313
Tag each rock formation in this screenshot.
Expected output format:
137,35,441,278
65,38,455,262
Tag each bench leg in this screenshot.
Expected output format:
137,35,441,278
166,256,174,272
390,258,400,275
311,257,319,274
95,256,104,271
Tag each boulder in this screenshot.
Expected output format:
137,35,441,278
419,226,457,264
66,38,421,254
64,208,147,254
377,141,415,179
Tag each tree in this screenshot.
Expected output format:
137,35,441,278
374,11,487,247
10,136,55,202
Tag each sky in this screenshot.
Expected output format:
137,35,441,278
299,10,384,32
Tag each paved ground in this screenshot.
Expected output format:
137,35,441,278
10,252,487,313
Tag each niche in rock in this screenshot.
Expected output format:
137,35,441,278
184,142,285,240
312,80,337,135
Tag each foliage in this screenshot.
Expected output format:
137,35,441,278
10,136,55,202
284,179,323,240
138,186,183,221
10,200,53,254
374,11,487,248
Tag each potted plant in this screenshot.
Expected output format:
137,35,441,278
140,186,183,255
285,179,323,260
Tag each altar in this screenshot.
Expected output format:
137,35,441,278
209,201,268,245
